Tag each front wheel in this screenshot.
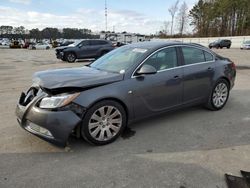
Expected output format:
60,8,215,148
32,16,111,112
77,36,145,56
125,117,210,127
81,100,127,145
205,79,230,111
66,52,76,63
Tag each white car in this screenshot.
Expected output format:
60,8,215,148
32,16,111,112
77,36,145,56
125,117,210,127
0,41,11,46
29,43,51,50
240,40,250,50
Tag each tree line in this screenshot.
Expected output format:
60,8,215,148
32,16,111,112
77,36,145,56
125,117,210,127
1,0,250,39
158,0,249,38
0,26,99,40
189,0,250,37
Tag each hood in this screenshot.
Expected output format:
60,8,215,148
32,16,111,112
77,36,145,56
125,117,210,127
55,46,75,51
33,66,124,90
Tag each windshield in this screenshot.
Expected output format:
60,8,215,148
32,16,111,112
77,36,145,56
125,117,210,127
244,40,250,44
90,46,148,73
69,40,82,47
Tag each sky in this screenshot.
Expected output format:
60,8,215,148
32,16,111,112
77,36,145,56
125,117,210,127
0,0,198,34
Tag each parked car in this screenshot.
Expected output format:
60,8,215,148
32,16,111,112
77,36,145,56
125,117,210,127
22,42,34,49
29,43,51,50
240,40,250,50
209,39,232,49
10,40,22,48
55,39,115,63
16,42,236,147
0,40,10,46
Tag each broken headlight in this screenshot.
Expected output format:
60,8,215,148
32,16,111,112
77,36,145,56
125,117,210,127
39,93,80,109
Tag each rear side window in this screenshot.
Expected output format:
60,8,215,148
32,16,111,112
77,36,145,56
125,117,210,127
91,40,101,45
99,41,109,45
204,51,214,61
91,40,108,45
182,47,205,65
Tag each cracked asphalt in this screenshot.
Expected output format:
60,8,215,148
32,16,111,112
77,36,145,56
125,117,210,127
0,48,250,188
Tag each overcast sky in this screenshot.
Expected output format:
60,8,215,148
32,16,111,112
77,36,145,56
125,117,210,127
0,0,197,34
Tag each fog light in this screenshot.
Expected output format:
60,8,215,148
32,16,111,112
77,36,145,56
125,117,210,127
26,121,53,138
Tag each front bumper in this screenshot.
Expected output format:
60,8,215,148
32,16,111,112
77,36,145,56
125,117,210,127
242,46,250,49
55,51,64,59
16,92,82,147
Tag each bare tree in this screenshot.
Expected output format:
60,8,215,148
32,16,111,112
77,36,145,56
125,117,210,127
177,1,188,36
168,0,180,35
163,21,171,35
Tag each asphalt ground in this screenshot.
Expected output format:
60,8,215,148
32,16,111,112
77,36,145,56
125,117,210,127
0,48,250,188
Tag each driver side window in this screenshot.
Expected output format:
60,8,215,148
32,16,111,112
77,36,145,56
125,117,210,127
143,47,178,71
79,41,90,47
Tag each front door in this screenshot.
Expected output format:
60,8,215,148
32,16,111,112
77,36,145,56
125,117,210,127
131,47,183,118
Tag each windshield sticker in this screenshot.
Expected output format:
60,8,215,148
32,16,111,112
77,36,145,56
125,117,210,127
132,48,148,53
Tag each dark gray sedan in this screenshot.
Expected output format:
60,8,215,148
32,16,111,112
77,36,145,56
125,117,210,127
16,42,236,147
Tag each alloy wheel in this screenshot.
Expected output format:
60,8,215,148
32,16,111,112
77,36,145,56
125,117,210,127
88,106,122,141
212,82,228,108
67,53,76,62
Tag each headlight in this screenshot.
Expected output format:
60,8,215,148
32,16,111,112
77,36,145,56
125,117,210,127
39,93,80,109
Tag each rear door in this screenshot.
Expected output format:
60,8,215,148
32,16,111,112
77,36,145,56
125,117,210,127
88,40,102,57
180,46,215,104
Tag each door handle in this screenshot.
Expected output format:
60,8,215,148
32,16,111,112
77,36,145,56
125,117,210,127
207,67,213,71
173,75,180,79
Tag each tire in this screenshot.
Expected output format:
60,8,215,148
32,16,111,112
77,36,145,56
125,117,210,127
216,45,220,49
227,45,231,49
46,46,50,50
66,52,76,63
205,79,230,111
81,100,127,145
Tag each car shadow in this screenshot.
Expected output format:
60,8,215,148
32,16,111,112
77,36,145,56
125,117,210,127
67,89,250,155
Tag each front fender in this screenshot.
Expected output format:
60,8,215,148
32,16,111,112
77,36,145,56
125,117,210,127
73,80,134,121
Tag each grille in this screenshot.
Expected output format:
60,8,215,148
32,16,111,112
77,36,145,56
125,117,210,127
22,87,38,106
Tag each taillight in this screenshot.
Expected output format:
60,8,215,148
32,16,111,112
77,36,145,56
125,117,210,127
231,62,236,70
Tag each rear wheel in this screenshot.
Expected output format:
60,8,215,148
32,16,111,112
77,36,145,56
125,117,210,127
205,79,230,111
81,100,127,145
66,52,76,63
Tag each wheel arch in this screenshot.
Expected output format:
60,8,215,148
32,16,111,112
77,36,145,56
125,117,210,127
64,51,77,58
87,97,130,121
217,76,231,88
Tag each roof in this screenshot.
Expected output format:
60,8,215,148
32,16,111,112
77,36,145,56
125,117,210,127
127,41,208,52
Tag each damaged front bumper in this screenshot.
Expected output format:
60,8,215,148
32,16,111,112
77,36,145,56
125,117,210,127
55,51,64,59
15,90,82,147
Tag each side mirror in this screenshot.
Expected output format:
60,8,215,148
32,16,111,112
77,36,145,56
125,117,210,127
136,64,157,75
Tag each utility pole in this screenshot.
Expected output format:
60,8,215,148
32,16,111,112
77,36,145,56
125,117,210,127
104,0,108,39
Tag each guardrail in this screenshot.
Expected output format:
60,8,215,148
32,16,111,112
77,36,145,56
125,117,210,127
153,36,250,48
